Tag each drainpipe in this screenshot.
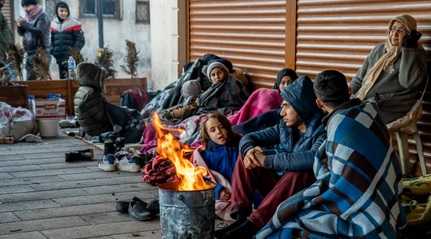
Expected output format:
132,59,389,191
96,0,104,48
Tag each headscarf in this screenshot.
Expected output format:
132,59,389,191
355,14,417,100
273,68,298,90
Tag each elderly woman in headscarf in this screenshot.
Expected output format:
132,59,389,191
351,14,427,124
228,68,298,126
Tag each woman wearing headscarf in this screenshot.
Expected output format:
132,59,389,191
351,14,426,124
228,68,298,131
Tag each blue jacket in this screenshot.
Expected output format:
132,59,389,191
201,141,239,198
239,77,325,172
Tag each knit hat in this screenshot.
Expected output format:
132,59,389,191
389,14,417,33
313,70,349,104
181,79,201,98
206,60,229,79
77,63,107,91
21,0,38,6
281,76,319,122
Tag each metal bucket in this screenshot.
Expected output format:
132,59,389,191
159,187,214,239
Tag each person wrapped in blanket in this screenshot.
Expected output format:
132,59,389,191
230,68,299,135
160,59,249,122
192,112,244,220
141,54,236,119
255,70,404,239
215,76,325,238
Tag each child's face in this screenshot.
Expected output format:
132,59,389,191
279,76,292,92
280,100,301,127
57,7,69,20
210,67,226,84
205,118,228,145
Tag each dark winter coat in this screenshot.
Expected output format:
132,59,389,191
17,11,50,55
351,43,427,124
239,77,325,172
50,17,85,62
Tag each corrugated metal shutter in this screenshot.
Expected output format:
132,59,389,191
296,0,431,78
295,0,431,173
188,0,287,88
1,0,12,28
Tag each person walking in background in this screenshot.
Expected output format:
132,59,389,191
50,1,85,79
16,0,50,80
0,0,14,61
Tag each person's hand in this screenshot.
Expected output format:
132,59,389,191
16,17,25,27
220,189,231,201
243,146,264,169
254,149,266,167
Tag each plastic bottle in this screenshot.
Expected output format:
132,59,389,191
27,95,36,118
67,56,76,80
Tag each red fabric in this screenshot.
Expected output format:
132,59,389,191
230,157,314,228
63,24,82,32
228,88,282,125
142,156,179,189
127,88,148,111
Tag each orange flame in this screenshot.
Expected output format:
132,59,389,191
152,114,214,191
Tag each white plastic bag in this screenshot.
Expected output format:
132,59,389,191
0,102,35,139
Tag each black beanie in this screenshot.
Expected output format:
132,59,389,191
313,70,349,104
21,0,38,6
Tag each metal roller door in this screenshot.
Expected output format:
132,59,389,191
188,0,287,88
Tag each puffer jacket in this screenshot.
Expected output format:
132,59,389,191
50,17,85,62
239,77,325,172
74,86,111,136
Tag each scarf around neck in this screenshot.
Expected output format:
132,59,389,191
355,39,401,100
25,5,43,22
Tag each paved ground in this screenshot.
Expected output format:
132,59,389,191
0,136,161,239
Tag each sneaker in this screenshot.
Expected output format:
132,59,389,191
98,154,117,172
118,155,141,172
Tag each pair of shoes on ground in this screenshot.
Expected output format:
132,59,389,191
215,218,258,239
65,149,94,163
98,154,141,172
115,197,159,221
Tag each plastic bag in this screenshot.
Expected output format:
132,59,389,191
0,102,35,139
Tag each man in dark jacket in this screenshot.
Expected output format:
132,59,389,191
215,77,325,239
0,0,13,61
17,0,50,80
50,1,85,79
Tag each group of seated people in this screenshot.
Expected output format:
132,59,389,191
74,14,427,238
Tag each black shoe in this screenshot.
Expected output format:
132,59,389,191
115,200,131,214
215,219,257,239
128,197,158,221
65,149,94,162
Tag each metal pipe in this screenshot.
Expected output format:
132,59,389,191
96,0,104,48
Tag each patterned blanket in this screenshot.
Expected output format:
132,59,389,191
256,101,404,239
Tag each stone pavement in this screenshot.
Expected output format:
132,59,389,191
0,136,160,239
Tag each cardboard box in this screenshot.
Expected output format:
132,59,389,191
36,99,66,119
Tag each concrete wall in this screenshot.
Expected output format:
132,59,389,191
14,0,151,79
149,0,187,90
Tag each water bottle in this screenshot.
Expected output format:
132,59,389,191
67,56,76,80
27,95,36,119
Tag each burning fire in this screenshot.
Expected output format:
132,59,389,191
152,114,214,191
